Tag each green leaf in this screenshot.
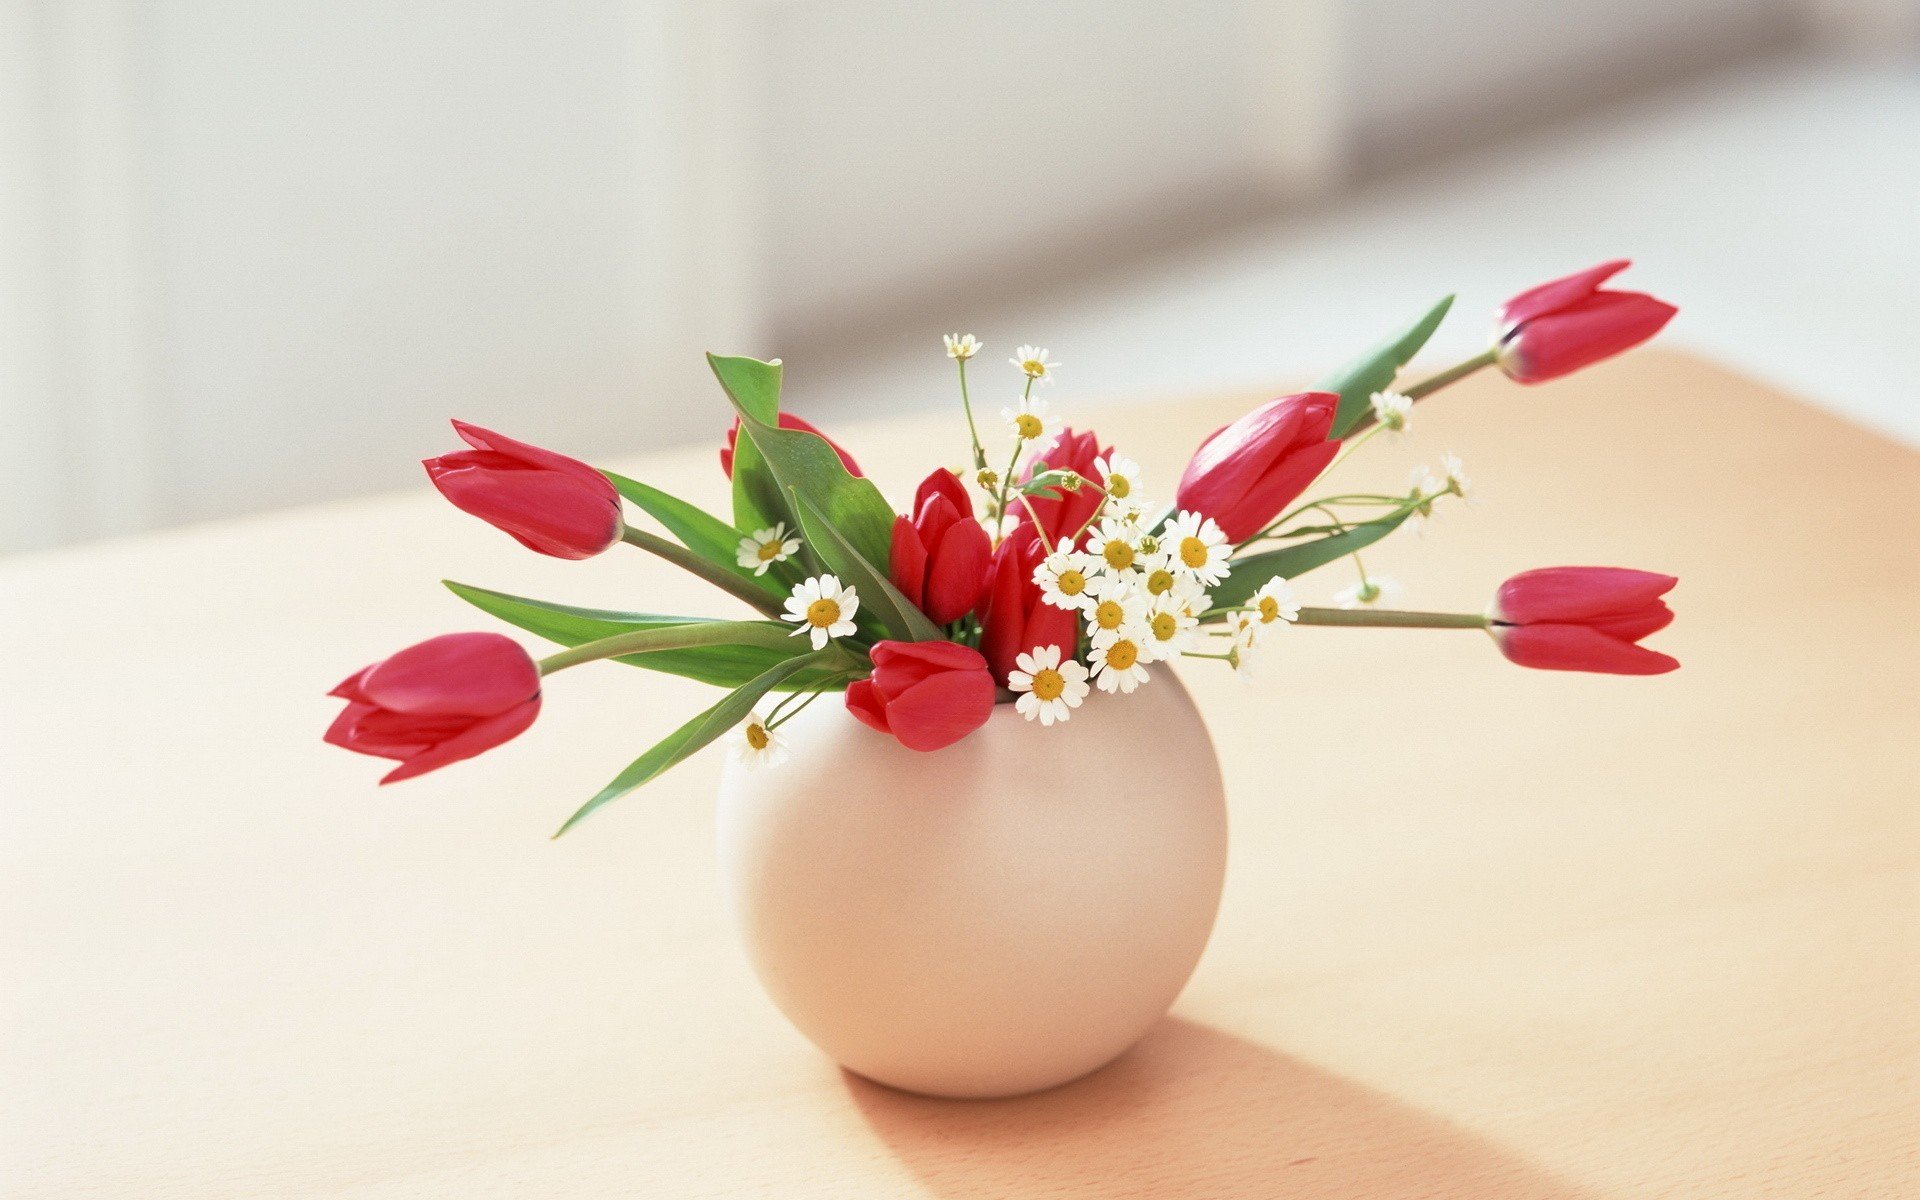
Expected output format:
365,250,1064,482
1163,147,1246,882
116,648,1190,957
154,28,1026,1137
445,581,839,689
554,651,831,837
708,355,793,538
602,471,788,597
710,352,895,574
788,489,942,643
1209,512,1411,608
1321,295,1454,439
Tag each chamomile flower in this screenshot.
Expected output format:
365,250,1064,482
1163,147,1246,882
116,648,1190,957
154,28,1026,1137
1441,452,1473,501
1084,579,1145,636
1135,553,1202,605
943,332,981,360
1227,613,1265,679
1408,462,1443,498
1033,549,1101,611
1141,591,1201,658
1163,510,1233,586
1011,344,1059,384
783,574,860,648
1370,390,1413,436
1008,644,1090,726
731,712,789,768
1089,625,1153,693
1334,575,1403,609
1085,514,1147,574
1002,395,1058,442
735,522,801,576
1245,578,1300,629
1092,454,1143,508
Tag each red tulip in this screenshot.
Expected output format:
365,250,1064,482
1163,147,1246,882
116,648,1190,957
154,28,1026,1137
1175,392,1340,542
424,421,623,560
890,469,993,624
720,413,862,479
1497,260,1677,383
325,633,542,783
1490,566,1679,675
1016,428,1111,544
976,531,1079,687
845,640,996,751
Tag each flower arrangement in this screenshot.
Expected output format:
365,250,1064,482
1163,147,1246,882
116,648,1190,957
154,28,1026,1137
326,260,1680,834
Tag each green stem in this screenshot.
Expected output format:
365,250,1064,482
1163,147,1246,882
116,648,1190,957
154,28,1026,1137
1404,347,1498,400
620,527,785,618
537,620,821,676
1293,606,1489,629
956,358,987,470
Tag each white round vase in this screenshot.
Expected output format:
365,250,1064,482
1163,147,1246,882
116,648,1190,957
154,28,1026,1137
716,673,1228,1099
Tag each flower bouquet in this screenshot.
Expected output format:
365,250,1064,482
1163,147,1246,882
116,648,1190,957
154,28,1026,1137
326,260,1680,1097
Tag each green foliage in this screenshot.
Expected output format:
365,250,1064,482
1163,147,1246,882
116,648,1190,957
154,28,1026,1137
602,471,788,598
1322,295,1454,439
1210,512,1411,608
788,490,941,643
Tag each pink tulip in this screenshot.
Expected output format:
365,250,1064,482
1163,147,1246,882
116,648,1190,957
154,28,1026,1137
890,469,993,624
1490,566,1679,675
845,640,997,751
1175,392,1340,542
425,422,623,559
1497,260,1677,383
325,632,541,782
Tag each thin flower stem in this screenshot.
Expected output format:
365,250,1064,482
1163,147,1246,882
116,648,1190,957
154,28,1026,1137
956,357,987,470
991,381,1031,542
1292,606,1489,629
1404,347,1499,399
1016,494,1056,555
1325,421,1385,475
767,680,837,730
620,528,785,618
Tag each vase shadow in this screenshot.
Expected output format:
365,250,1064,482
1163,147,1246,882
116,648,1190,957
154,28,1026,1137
847,1017,1596,1199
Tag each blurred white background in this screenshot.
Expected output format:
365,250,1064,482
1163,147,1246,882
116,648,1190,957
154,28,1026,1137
3,0,1916,552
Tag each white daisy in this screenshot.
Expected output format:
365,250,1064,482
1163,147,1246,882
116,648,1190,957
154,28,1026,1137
1227,614,1265,679
1333,575,1404,609
1084,514,1147,574
1033,549,1101,611
1092,454,1143,507
782,574,860,648
1083,579,1145,638
735,522,801,576
1008,644,1090,726
1141,591,1201,659
1162,510,1233,586
1011,344,1059,384
731,711,789,768
1245,578,1300,629
1001,395,1058,442
1408,462,1443,498
1441,452,1472,501
1089,625,1153,693
1370,390,1413,436
943,332,981,360
1136,553,1205,606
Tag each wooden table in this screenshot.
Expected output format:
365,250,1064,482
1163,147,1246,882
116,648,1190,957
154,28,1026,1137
3,352,1915,1197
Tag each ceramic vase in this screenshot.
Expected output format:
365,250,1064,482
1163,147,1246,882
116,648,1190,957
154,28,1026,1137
716,672,1227,1099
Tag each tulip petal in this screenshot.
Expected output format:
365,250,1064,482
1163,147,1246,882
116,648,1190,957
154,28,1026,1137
1497,624,1679,675
844,679,892,735
380,696,542,783
914,468,972,521
448,421,607,488
1498,259,1630,332
357,632,540,717
889,515,928,608
427,464,623,560
883,670,997,752
922,515,991,625
1494,567,1677,625
1503,292,1677,383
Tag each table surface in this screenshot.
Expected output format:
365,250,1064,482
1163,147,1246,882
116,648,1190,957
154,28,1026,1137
3,351,1916,1198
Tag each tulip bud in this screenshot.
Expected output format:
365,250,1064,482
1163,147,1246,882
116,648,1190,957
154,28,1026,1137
1496,260,1677,383
720,413,862,478
890,469,993,624
324,632,542,782
845,639,996,751
1174,392,1340,543
424,422,623,560
1489,566,1679,675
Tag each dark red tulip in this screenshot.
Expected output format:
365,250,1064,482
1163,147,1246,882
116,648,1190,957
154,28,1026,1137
1497,260,1677,383
1015,427,1111,544
1490,566,1679,675
975,531,1079,688
325,632,542,783
845,639,997,751
1175,392,1340,542
424,421,622,559
720,413,862,478
890,469,992,625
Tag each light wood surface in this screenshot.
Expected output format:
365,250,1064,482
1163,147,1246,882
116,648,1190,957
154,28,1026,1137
3,352,1916,1197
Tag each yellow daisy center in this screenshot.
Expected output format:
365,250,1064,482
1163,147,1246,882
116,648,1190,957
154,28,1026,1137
756,540,783,562
1056,568,1086,595
1103,639,1139,670
1022,359,1046,376
1093,599,1125,630
1257,596,1280,622
1150,611,1178,641
1107,474,1131,499
1179,536,1209,569
1101,540,1136,570
745,723,769,750
1014,413,1042,439
805,598,842,628
1146,568,1175,595
1030,667,1065,701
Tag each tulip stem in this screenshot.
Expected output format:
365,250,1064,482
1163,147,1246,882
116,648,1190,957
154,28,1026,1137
1403,347,1498,400
1290,606,1490,629
620,527,787,618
